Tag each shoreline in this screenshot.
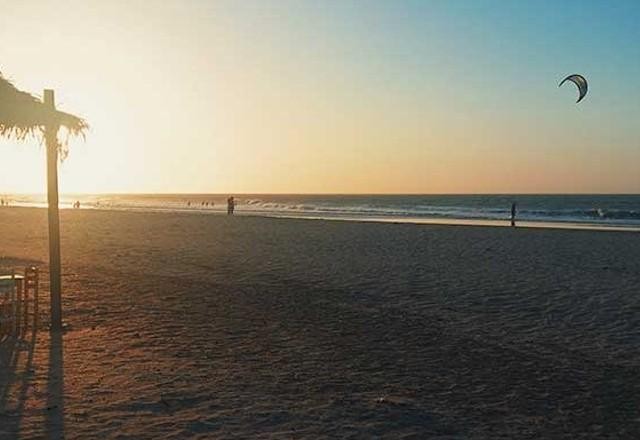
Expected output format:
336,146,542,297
3,204,640,233
265,213,640,233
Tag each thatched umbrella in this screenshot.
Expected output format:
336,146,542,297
0,71,88,331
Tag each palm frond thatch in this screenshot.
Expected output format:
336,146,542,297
0,71,88,157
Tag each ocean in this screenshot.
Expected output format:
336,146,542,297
3,194,640,229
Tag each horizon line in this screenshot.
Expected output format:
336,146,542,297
4,192,640,197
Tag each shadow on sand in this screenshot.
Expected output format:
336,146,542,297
0,328,38,437
0,328,65,439
46,329,65,439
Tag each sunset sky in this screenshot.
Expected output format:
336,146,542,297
1,0,639,194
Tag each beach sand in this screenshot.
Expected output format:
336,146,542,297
1,207,639,439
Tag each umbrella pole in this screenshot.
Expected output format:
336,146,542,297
44,89,62,331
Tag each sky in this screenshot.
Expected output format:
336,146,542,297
0,0,639,194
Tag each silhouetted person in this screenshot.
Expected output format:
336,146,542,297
227,196,235,215
510,202,517,227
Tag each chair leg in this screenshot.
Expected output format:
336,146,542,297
35,268,39,330
24,290,29,332
34,285,39,330
16,279,23,335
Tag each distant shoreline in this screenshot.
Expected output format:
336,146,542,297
3,204,639,233
263,213,640,233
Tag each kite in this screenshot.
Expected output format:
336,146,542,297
559,74,588,103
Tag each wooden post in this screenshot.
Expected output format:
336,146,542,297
44,89,62,331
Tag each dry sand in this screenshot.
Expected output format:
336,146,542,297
1,207,639,439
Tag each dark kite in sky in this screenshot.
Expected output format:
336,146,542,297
559,74,588,103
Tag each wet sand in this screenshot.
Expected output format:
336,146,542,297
1,207,639,439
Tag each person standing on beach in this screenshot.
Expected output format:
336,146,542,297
227,196,235,215
510,202,517,227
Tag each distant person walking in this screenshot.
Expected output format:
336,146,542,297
510,202,517,227
227,196,235,215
